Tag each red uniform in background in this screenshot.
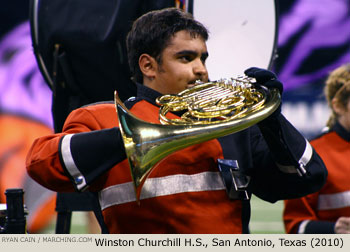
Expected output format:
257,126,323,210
284,123,350,233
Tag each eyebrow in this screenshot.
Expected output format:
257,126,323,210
175,50,209,59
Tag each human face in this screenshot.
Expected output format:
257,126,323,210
147,30,209,94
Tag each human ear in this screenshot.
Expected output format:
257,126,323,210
332,98,345,115
139,54,157,79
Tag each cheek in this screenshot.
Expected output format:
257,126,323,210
163,69,186,85
346,110,350,120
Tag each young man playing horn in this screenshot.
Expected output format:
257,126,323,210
26,8,327,233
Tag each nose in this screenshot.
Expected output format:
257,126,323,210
193,59,208,81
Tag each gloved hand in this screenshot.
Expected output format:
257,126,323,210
244,67,283,118
334,217,350,234
244,67,283,95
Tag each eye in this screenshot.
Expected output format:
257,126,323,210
178,55,193,62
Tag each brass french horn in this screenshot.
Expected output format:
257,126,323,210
114,76,281,201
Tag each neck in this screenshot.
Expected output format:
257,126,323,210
143,77,159,93
337,116,350,132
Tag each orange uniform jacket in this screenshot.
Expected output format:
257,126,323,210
283,122,350,233
27,84,327,233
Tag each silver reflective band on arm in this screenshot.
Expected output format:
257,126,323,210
298,140,313,175
318,191,350,210
61,134,87,190
298,220,311,234
276,140,313,174
99,172,226,210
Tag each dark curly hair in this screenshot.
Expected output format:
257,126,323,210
126,8,209,83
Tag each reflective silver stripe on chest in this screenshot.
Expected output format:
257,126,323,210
99,171,225,210
317,191,350,210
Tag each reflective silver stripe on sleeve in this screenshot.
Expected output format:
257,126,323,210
276,140,313,174
299,140,313,167
297,220,311,234
318,191,350,210
99,172,225,210
61,134,87,190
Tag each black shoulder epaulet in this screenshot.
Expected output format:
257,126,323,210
124,97,143,110
79,97,142,111
80,100,114,109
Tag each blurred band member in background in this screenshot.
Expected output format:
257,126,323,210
284,64,350,234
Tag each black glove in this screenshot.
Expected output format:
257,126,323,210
244,67,283,94
244,67,283,118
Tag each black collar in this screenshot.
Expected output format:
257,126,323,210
136,83,162,107
332,121,350,142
